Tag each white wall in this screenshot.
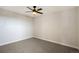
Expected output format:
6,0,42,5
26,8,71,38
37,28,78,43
77,7,79,49
0,9,33,46
33,7,79,49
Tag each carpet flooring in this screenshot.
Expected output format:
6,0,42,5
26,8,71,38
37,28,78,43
0,38,79,53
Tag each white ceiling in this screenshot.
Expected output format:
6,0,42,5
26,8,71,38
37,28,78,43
0,6,75,18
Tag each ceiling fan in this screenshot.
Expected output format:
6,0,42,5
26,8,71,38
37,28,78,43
26,6,43,15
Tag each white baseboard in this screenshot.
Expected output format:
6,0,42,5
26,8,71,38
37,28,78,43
35,37,79,50
0,36,32,46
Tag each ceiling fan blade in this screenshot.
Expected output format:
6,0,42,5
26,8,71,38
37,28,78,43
27,7,33,10
37,12,43,14
37,8,42,11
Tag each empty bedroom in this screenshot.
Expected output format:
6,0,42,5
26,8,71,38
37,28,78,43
0,6,79,53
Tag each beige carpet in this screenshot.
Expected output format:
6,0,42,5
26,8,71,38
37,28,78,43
0,38,79,53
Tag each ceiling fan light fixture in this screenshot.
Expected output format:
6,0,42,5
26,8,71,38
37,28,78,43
32,11,37,15
26,6,43,15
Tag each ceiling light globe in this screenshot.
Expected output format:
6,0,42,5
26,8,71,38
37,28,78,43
32,12,36,15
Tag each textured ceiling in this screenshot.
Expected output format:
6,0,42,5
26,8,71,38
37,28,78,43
0,6,75,18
